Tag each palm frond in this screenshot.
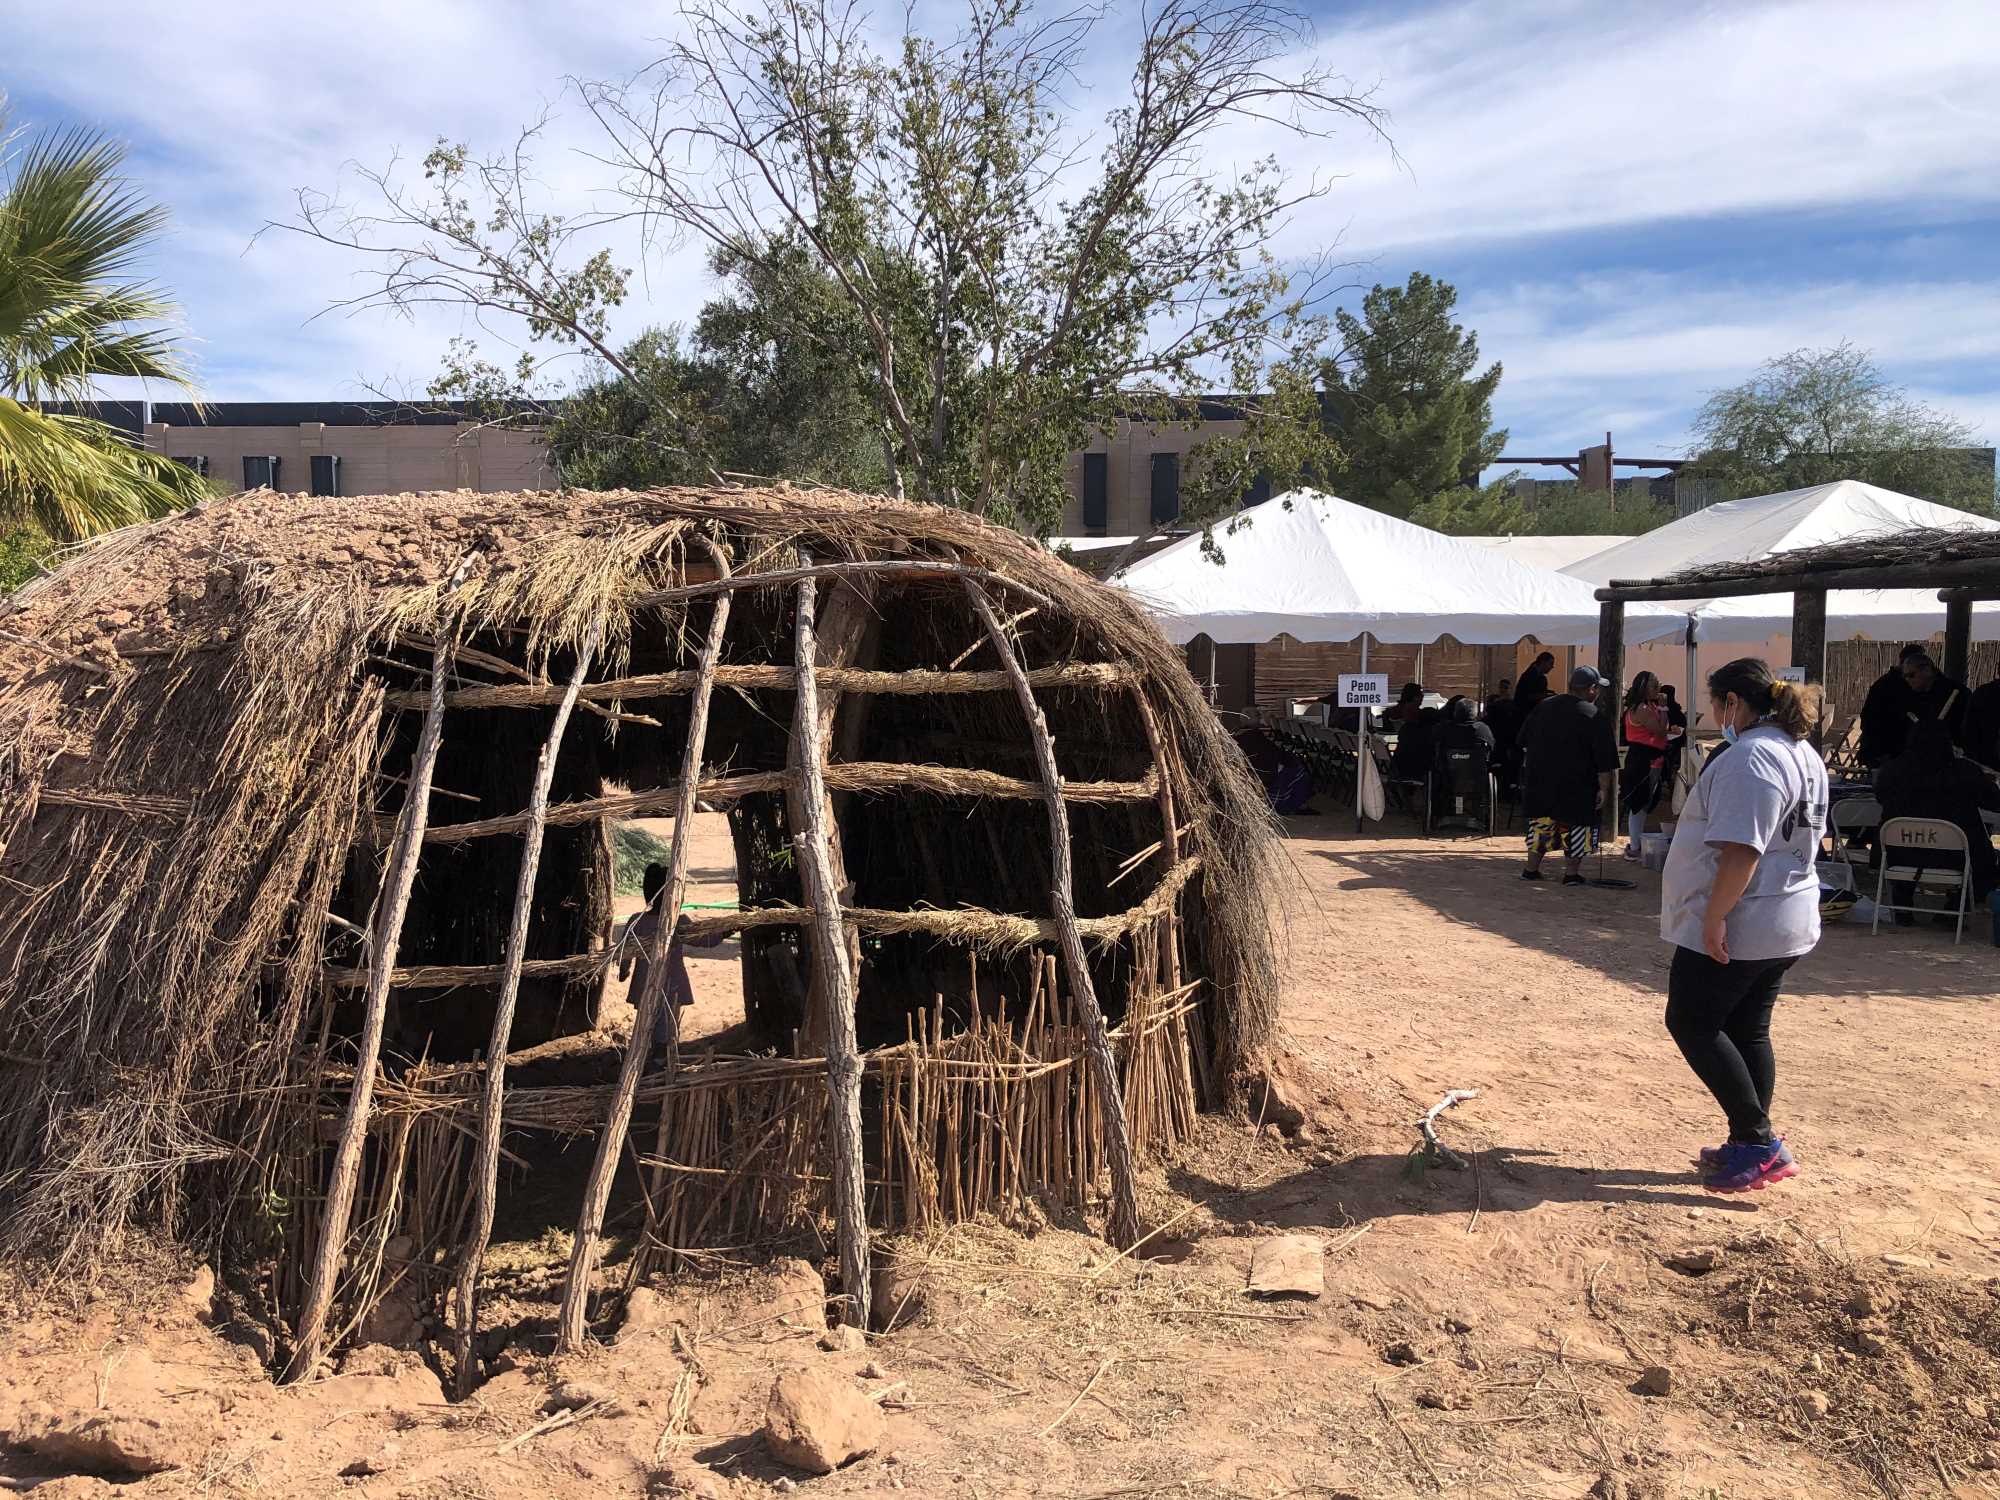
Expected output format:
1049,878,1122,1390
0,111,198,401
0,398,204,539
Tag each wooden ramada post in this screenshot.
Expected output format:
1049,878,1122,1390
963,581,1141,1249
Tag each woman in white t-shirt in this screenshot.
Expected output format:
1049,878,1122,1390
1657,658,1828,1194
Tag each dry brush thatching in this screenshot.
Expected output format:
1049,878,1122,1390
0,484,1281,1286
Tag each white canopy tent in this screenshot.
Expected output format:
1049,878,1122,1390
1464,534,1635,574
1564,481,2000,709
1115,491,1685,647
1563,481,2000,640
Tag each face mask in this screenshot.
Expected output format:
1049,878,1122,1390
1721,722,1739,746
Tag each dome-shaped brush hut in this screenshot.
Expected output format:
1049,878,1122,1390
0,486,1279,1381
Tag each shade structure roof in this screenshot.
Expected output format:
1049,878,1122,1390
1113,490,1685,647
1562,480,2000,640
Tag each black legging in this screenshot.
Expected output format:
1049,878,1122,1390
1664,946,1798,1146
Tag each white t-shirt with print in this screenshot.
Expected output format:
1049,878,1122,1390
1660,724,1829,961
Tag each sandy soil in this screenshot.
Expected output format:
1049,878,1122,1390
6,809,1999,1499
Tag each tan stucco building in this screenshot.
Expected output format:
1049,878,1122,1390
127,401,553,496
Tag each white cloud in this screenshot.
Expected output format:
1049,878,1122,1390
1465,272,2000,460
11,0,2000,434
1274,0,2000,257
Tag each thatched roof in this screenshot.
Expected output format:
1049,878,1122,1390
0,485,1281,1273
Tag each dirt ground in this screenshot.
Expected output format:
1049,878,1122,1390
6,809,1999,1500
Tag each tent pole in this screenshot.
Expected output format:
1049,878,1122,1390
1685,617,1698,737
1356,634,1370,833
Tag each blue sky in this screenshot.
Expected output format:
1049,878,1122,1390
9,0,1999,484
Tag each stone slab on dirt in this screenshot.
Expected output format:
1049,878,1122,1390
761,1369,890,1474
1246,1234,1325,1299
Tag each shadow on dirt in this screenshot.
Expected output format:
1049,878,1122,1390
1172,1142,1761,1231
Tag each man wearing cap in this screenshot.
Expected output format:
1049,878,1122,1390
1517,665,1619,885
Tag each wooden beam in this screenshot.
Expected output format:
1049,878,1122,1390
405,765,1159,845
630,557,1057,615
451,638,595,1394
964,580,1141,1250
382,660,1135,712
1937,586,2000,604
787,576,872,1330
556,542,736,1353
1601,556,2000,602
321,857,1206,990
1944,595,1974,685
1596,601,1625,846
285,630,457,1382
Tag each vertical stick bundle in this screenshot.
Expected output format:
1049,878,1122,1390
788,575,873,1329
451,637,595,1392
556,540,735,1352
963,581,1141,1249
285,629,456,1382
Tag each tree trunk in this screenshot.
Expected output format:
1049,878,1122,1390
450,639,595,1395
788,576,872,1329
962,583,1141,1248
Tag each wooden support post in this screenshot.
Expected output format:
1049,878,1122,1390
451,638,595,1394
555,542,734,1352
788,577,872,1329
965,582,1141,1249
782,571,877,1053
1790,585,1829,747
1131,689,1183,989
1596,601,1625,846
285,631,456,1382
1944,594,1973,687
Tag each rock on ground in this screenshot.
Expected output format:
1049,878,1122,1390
871,1259,926,1333
4,1403,203,1476
762,1370,890,1474
1246,1234,1324,1299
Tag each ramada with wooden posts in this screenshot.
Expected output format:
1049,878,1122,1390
0,486,1280,1385
1591,524,2000,762
1600,528,2000,812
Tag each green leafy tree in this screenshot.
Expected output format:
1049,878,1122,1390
0,112,204,538
289,0,1382,537
1325,272,1505,518
1685,342,1993,511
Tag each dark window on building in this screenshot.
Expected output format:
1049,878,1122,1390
1149,451,1181,526
242,455,281,490
309,454,341,497
1081,452,1108,533
170,455,209,477
1241,471,1273,509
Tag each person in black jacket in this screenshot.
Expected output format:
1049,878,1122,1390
1874,721,2000,915
1966,671,2000,773
1861,646,1967,768
1514,652,1556,715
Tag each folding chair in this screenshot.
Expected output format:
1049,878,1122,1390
1426,746,1497,837
1823,796,1881,893
1872,816,1974,943
1821,715,1862,778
